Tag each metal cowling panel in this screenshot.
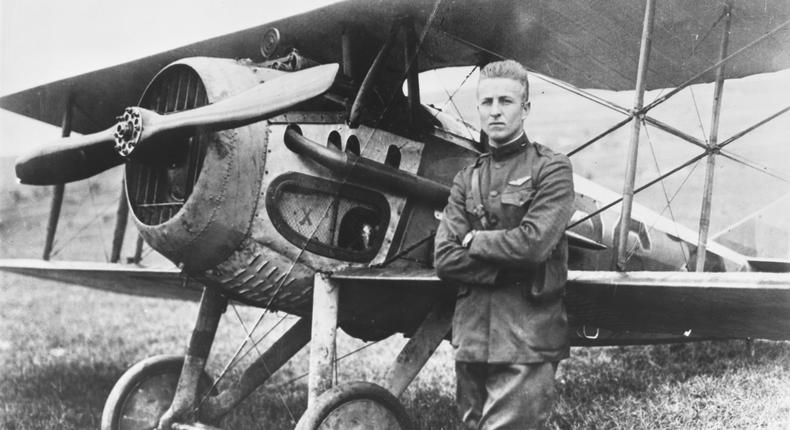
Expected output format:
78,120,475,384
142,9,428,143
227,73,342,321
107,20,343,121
126,58,267,272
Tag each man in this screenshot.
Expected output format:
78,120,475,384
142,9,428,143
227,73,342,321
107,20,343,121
434,60,575,429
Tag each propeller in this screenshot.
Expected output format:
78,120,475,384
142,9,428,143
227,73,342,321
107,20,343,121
15,63,341,185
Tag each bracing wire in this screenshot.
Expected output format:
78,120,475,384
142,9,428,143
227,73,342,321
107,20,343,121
86,178,110,262
687,86,708,143
197,311,294,414
198,1,448,404
269,339,385,391
231,305,297,424
49,198,116,258
649,6,729,105
623,158,702,266
718,149,790,184
622,124,693,266
430,65,479,140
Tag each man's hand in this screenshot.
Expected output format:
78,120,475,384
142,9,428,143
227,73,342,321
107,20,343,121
461,230,477,249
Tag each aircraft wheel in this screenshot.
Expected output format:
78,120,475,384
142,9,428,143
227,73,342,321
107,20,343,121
100,354,214,430
295,381,413,430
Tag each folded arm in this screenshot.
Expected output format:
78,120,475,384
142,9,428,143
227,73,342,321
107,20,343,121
434,168,500,285
467,155,574,265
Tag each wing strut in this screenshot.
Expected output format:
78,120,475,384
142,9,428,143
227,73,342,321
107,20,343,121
348,21,400,128
43,95,73,260
615,0,657,271
110,180,129,263
694,1,733,272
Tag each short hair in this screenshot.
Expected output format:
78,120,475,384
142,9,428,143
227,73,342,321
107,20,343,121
479,60,530,102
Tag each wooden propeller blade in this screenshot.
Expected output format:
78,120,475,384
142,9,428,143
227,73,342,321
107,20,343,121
15,63,340,185
15,128,123,185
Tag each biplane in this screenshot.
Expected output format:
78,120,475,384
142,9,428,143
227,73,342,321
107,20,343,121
1,0,790,428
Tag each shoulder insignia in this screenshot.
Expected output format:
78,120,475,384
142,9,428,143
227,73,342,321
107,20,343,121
508,175,532,186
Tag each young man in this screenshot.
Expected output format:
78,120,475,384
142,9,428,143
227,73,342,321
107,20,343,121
434,60,575,429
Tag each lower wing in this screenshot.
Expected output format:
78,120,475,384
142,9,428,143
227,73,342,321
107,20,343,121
0,259,202,301
332,267,790,341
2,259,788,340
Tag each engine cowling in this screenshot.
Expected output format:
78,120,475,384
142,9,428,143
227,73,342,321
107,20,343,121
125,58,269,272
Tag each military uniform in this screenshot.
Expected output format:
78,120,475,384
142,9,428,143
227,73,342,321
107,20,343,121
434,133,574,429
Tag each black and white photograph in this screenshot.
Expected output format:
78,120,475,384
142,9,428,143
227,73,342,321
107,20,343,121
1,1,789,428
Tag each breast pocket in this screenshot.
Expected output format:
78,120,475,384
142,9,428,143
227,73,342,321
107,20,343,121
500,185,535,225
501,185,535,208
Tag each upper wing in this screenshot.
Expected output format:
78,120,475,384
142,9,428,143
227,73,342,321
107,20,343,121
331,267,790,341
2,0,789,135
0,259,202,301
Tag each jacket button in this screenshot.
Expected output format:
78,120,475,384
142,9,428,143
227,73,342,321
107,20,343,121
490,190,499,197
494,163,503,168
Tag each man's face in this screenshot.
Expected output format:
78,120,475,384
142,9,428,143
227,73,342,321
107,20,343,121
477,77,530,147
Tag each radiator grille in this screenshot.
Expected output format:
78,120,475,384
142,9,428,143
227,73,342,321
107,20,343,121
126,65,208,225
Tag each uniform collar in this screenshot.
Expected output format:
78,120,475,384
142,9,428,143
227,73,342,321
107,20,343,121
490,132,529,161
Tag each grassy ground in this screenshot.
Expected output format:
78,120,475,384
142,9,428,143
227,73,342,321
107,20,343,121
1,276,789,429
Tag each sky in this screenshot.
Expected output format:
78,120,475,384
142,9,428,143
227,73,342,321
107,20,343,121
0,0,342,156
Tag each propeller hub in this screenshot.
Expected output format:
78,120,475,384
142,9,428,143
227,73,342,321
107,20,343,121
113,107,144,158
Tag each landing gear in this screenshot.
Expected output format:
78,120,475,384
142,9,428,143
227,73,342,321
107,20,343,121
99,273,452,429
100,355,214,430
296,273,453,430
101,285,310,429
295,381,413,430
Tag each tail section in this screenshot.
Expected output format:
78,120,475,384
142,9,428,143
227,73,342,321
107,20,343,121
713,193,790,272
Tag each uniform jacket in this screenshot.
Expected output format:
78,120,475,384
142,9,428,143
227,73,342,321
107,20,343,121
434,133,575,363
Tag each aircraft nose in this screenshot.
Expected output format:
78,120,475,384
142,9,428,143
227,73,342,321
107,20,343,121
126,59,267,272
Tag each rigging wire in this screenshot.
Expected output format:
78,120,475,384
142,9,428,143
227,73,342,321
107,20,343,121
567,150,709,230
269,339,385,391
434,27,630,116
196,1,446,399
649,6,729,104
199,2,448,410
231,305,297,424
200,310,291,397
644,17,790,114
718,149,790,184
429,65,479,140
687,86,708,144
49,198,116,258
622,124,693,266
711,192,790,239
188,2,786,417
197,311,294,413
623,153,703,266
86,178,110,262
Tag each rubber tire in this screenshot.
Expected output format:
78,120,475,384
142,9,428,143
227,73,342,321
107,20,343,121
100,354,214,430
295,381,413,430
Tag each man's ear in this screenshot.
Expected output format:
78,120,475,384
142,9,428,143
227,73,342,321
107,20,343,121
522,101,531,119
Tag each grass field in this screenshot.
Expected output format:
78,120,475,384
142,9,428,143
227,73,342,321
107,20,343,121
2,276,789,429
2,70,790,429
